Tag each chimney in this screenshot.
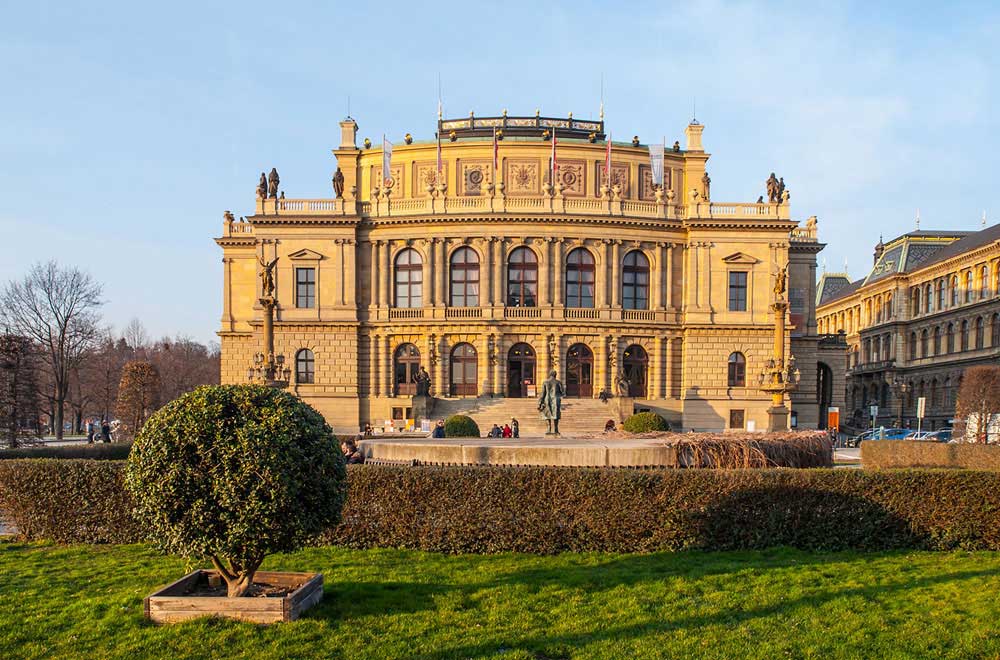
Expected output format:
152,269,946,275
684,121,704,152
339,118,358,149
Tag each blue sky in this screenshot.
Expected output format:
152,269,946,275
2,1,998,343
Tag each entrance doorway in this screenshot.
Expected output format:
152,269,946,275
622,344,648,398
449,343,478,396
507,343,536,398
565,343,594,397
394,343,420,396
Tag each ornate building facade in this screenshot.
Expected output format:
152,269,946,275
216,113,844,433
816,225,1000,430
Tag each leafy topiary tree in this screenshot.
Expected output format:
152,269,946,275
623,411,670,433
444,414,480,438
124,384,346,597
116,360,161,441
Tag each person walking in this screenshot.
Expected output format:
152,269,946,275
511,418,519,439
100,418,111,443
85,419,95,444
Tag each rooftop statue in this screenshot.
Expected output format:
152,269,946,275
257,172,267,199
766,172,779,203
268,168,280,199
777,177,786,202
537,370,564,435
257,254,279,299
702,171,711,201
332,167,345,198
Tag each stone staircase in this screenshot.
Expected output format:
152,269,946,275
430,396,624,436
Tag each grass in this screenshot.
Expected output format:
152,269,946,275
3,541,1000,659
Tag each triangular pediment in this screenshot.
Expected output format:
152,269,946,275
288,248,325,261
722,252,760,264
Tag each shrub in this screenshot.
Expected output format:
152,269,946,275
444,414,480,438
115,361,161,441
10,460,1000,554
0,443,132,460
123,385,347,597
623,412,669,433
862,440,1000,470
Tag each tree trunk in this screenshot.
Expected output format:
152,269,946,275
54,401,64,440
211,556,262,598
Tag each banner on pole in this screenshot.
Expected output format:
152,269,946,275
382,135,393,187
649,143,664,186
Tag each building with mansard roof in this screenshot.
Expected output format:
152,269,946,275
816,223,1000,431
216,112,844,434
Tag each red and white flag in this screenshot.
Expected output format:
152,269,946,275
605,132,612,185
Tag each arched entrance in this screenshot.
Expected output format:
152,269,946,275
817,361,833,428
565,343,594,398
394,343,420,396
449,343,478,397
622,344,648,398
507,343,536,398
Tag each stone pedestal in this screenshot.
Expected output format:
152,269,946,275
613,396,635,423
767,405,789,432
412,395,435,422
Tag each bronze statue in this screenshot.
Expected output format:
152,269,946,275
332,167,345,198
774,265,787,297
756,195,764,204
414,366,431,396
537,370,564,435
257,254,279,298
701,172,711,200
257,173,267,199
766,172,779,203
777,177,786,202
267,168,280,199
672,141,681,152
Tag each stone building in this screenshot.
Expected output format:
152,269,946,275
216,112,844,433
816,224,1000,431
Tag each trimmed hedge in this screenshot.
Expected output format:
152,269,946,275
863,440,1000,470
623,412,669,433
444,414,480,438
6,460,1000,553
0,443,133,461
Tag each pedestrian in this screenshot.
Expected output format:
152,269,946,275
432,419,446,438
511,418,519,439
363,422,374,437
489,423,501,438
604,419,617,433
502,424,512,438
86,418,95,444
100,418,111,443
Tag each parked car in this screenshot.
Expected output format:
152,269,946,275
904,431,934,440
927,429,953,443
853,428,909,446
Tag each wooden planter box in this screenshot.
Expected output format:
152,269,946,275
144,569,323,624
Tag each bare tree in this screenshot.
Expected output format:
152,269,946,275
955,366,1000,443
122,317,149,355
0,333,43,448
1,262,103,439
150,335,221,403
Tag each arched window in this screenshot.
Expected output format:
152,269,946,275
920,329,928,358
727,352,746,387
449,343,478,396
506,247,538,307
965,271,973,302
933,326,941,355
930,379,939,408
449,247,480,307
950,276,959,307
925,283,934,312
394,248,423,308
622,251,650,310
936,280,944,309
961,319,969,351
912,288,921,316
875,299,882,324
909,331,917,360
976,316,985,349
295,349,315,384
393,343,421,395
946,323,954,353
565,248,595,308
981,266,990,298
885,294,893,320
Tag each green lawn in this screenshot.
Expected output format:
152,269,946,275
3,540,1000,659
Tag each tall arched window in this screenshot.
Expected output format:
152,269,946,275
961,319,969,351
975,316,984,349
449,343,478,396
925,283,934,312
622,250,650,310
920,329,928,357
912,288,921,316
936,280,945,309
394,248,423,308
946,323,955,353
965,271,973,302
909,331,917,360
885,294,893,320
727,352,746,387
565,248,595,308
295,349,315,384
930,379,939,408
981,266,990,298
449,247,480,307
933,326,941,355
506,247,538,307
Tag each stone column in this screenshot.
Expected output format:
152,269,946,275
379,241,391,306
331,240,344,306
439,335,449,397
650,243,662,312
684,243,697,310
666,243,674,310
371,334,381,397
700,242,711,310
427,238,437,306
598,240,610,308
492,237,504,307
553,239,565,307
611,240,621,308
436,239,448,308
383,334,394,397
222,257,233,331
666,336,676,399
539,238,551,307
492,333,503,397
539,333,551,387
597,333,610,396
369,241,379,308
344,240,357,307
421,240,432,309
653,336,665,399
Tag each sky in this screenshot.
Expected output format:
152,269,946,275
2,1,999,344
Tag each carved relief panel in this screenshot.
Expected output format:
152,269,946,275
459,160,493,196
372,166,404,195
639,165,670,200
412,161,448,197
595,163,630,196
556,159,586,197
505,159,540,196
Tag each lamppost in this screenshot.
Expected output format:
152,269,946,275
756,267,801,431
891,375,909,428
247,253,290,389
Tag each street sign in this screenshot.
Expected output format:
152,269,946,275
916,397,926,419
870,405,878,419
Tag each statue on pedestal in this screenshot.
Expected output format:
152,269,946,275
257,254,279,298
701,171,711,201
537,370,564,435
414,366,431,396
332,168,345,198
615,370,631,397
267,168,280,199
257,173,267,199
774,265,787,299
766,172,779,202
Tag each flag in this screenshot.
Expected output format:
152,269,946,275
492,127,498,181
649,141,664,187
551,129,558,184
605,132,612,185
382,135,394,187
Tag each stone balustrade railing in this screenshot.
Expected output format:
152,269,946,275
249,195,793,223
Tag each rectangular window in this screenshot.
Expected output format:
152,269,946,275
729,409,745,430
728,272,748,311
295,268,316,308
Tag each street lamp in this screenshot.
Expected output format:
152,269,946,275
891,375,910,428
